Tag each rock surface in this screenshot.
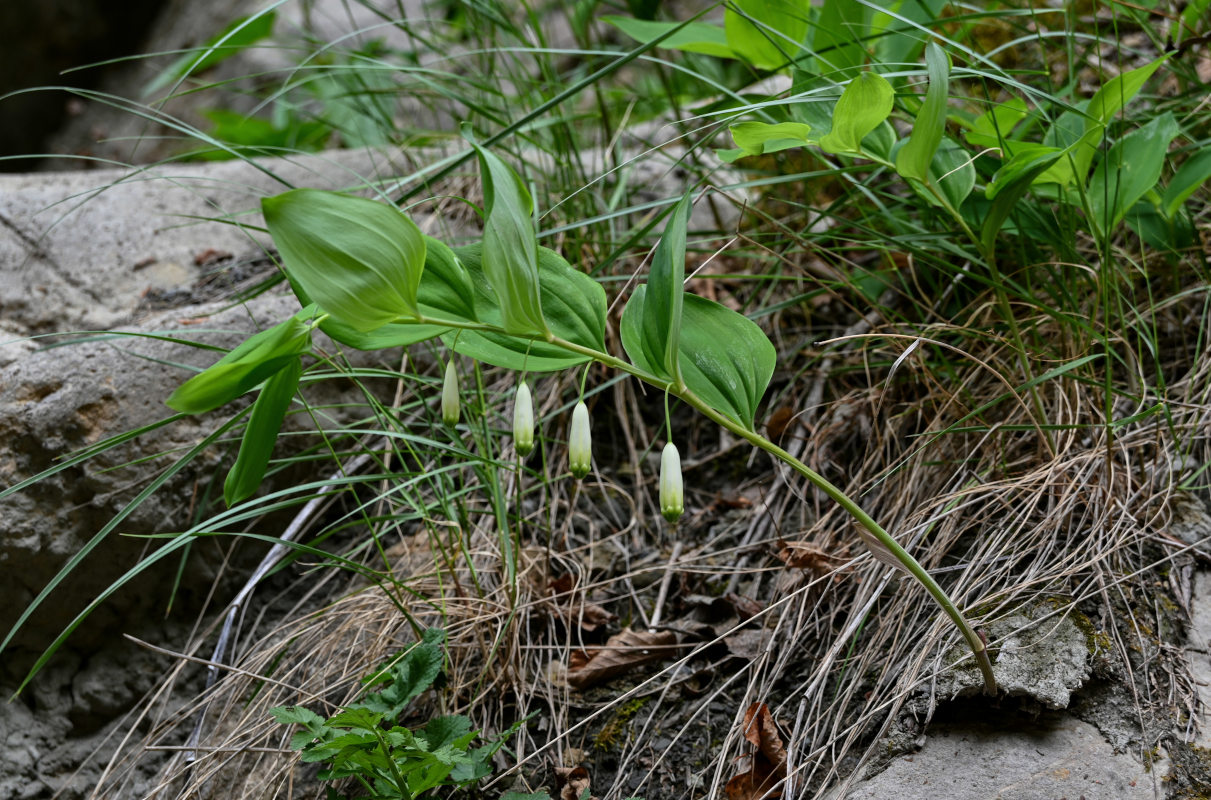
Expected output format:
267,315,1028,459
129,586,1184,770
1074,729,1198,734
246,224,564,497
844,713,1157,800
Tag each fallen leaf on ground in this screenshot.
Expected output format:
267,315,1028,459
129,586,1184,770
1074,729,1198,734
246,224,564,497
555,765,594,800
545,574,616,633
566,628,679,689
724,702,787,800
775,539,843,576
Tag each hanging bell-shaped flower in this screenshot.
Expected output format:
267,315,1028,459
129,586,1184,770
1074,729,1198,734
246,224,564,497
513,381,535,457
659,442,684,524
441,358,460,426
568,401,592,479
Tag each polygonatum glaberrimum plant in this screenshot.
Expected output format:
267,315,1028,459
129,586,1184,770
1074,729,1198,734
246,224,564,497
161,135,998,694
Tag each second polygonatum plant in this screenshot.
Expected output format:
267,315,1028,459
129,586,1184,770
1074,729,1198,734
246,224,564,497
159,134,999,696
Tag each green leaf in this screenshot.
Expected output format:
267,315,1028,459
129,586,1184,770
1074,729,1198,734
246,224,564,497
361,629,446,720
725,0,809,70
602,16,734,58
623,291,775,430
271,705,327,729
223,357,299,506
447,244,606,372
982,148,1065,252
642,193,692,382
263,189,426,332
500,792,551,800
930,137,976,210
788,69,842,135
1068,55,1170,184
144,11,276,97
895,42,950,182
165,315,312,414
319,236,476,350
965,97,1028,150
1088,111,1180,234
728,121,814,157
814,0,868,77
1162,147,1211,218
467,137,548,336
819,71,894,155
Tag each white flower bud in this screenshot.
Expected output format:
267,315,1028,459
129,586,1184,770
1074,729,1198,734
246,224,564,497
660,442,684,524
568,401,591,479
513,381,535,457
441,358,460,426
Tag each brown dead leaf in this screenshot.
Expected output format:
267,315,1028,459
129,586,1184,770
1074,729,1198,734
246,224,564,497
555,765,593,800
546,574,616,633
775,539,842,576
566,628,679,690
724,702,787,800
724,593,763,621
765,405,795,441
193,248,233,267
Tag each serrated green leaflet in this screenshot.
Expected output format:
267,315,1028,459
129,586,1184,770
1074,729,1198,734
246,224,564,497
445,243,606,371
896,42,950,182
820,71,894,155
165,314,312,414
467,138,548,337
263,189,426,332
623,289,775,430
224,357,300,506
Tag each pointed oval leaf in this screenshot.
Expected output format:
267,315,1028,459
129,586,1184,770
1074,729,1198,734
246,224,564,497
223,356,300,506
262,189,425,332
447,244,606,371
318,236,476,350
1162,147,1211,218
166,315,312,414
468,140,548,336
725,0,809,70
1088,111,1180,234
643,192,691,382
1071,55,1171,183
729,121,814,158
602,16,734,59
895,42,951,182
981,148,1065,252
623,289,775,430
820,71,894,155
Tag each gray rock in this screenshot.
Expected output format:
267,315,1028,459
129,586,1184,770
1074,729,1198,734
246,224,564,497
930,601,1093,710
0,147,444,336
844,713,1157,800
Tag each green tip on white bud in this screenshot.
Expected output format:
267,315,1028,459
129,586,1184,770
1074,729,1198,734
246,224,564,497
568,401,591,479
441,358,460,426
513,381,535,457
660,442,684,524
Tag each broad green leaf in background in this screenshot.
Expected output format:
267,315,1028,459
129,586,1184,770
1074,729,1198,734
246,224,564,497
929,137,976,210
446,244,606,372
870,0,947,67
601,16,734,58
263,189,426,332
641,193,692,383
725,0,810,70
965,97,1029,150
468,139,549,337
319,237,477,350
1162,148,1211,219
622,290,775,430
788,69,842,135
725,121,814,160
223,357,300,506
982,148,1065,252
1088,111,1180,234
895,42,950,182
144,11,276,97
813,0,867,77
166,314,312,414
820,71,894,155
1073,56,1170,181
